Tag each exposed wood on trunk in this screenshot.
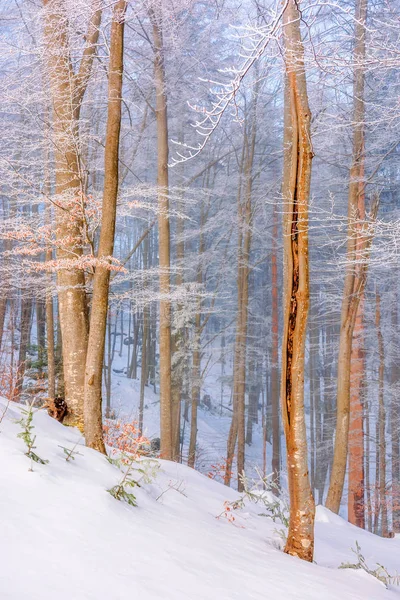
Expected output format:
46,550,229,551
281,0,315,562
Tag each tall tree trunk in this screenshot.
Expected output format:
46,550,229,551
149,5,173,460
391,298,400,531
271,201,280,489
376,293,388,536
326,0,367,514
281,0,315,562
36,300,46,368
14,298,33,400
139,232,150,437
348,296,365,528
188,203,206,468
43,0,102,429
0,298,7,352
84,0,126,453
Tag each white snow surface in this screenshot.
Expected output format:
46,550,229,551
1,398,399,600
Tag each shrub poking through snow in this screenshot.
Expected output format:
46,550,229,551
58,440,83,462
15,401,48,468
207,457,233,482
105,420,159,506
107,453,160,507
103,418,151,457
217,471,289,538
339,541,400,588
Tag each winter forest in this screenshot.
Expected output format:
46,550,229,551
1,0,400,598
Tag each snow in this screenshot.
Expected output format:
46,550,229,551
1,398,399,600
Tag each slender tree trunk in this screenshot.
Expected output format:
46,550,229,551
364,382,372,531
14,298,33,400
188,204,206,468
0,298,7,352
188,321,201,469
326,0,368,514
376,293,388,536
46,286,56,400
280,0,315,561
391,299,400,531
348,295,366,528
149,5,173,459
139,232,150,437
271,202,280,488
84,0,126,453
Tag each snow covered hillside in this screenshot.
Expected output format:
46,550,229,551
1,398,399,600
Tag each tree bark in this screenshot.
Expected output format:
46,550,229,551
376,293,388,536
281,0,315,562
13,298,33,401
43,0,102,429
391,298,400,531
325,0,368,514
149,5,173,460
84,0,126,453
271,201,280,489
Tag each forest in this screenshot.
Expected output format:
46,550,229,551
1,0,400,597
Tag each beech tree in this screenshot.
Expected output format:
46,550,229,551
42,0,102,429
280,0,315,561
84,0,127,453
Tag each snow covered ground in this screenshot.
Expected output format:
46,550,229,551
1,397,399,600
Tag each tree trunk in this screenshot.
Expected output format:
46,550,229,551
14,298,33,401
43,0,102,429
376,293,388,536
348,295,365,528
391,298,400,531
84,0,126,453
149,5,173,460
188,203,206,468
139,232,150,437
271,201,280,489
281,0,315,562
326,0,368,514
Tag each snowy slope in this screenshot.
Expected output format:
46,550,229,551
0,398,399,600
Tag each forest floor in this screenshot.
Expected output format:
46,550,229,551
1,396,399,600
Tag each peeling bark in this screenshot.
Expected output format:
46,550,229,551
281,0,315,562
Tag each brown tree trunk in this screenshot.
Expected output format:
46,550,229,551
188,202,206,468
188,321,201,469
84,0,126,453
43,0,102,429
271,201,280,489
281,0,315,562
139,232,150,437
326,0,368,513
224,91,257,489
14,298,33,401
149,5,173,460
376,293,388,536
391,299,400,531
348,296,365,528
0,298,7,352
